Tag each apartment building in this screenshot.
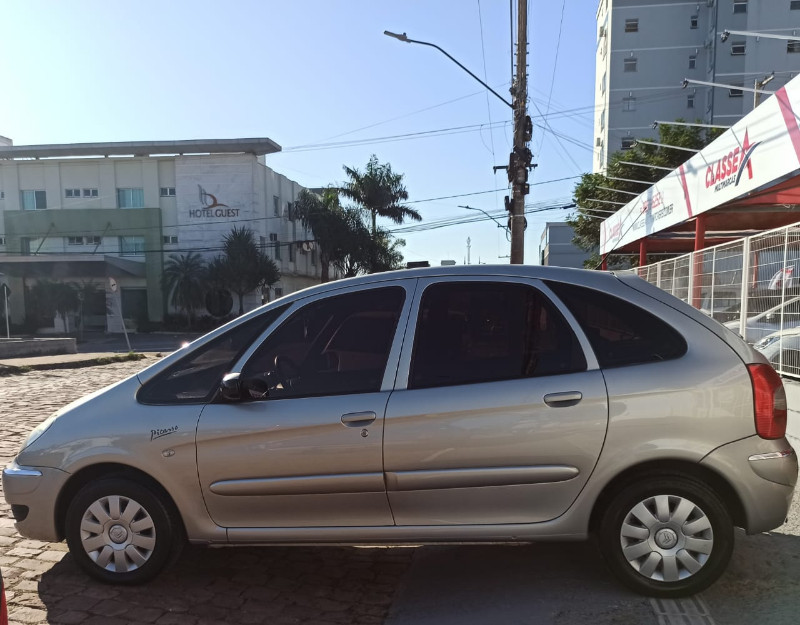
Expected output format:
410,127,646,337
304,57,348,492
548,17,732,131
539,222,591,268
0,137,322,330
594,0,800,172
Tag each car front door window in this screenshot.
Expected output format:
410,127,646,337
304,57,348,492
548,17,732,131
242,286,406,399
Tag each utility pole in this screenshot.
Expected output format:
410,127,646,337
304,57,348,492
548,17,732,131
754,72,775,109
510,0,531,264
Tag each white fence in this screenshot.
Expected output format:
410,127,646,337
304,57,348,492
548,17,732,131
634,221,800,378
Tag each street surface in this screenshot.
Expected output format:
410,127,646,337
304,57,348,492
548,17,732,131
0,360,798,624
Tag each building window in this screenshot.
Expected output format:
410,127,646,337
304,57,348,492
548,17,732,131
788,40,800,53
623,97,636,111
0,191,4,200
621,137,635,150
287,201,294,221
274,287,283,298
270,233,281,260
20,190,47,210
625,18,638,32
82,188,99,198
273,195,280,216
687,93,695,108
0,236,5,246
67,236,84,246
160,187,176,197
600,72,607,93
288,241,295,262
792,0,800,9
311,247,317,266
690,14,698,29
65,188,81,198
729,86,744,97
260,235,267,250
689,54,697,69
163,235,178,245
87,236,101,245
733,0,747,13
623,57,637,72
731,42,746,55
119,236,146,256
117,188,144,209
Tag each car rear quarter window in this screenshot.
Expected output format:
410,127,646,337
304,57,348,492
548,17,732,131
545,281,687,368
137,304,289,405
408,281,586,389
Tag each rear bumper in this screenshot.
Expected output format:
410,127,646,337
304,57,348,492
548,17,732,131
2,461,68,542
701,436,797,534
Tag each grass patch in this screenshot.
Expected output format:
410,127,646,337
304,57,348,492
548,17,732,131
91,352,147,366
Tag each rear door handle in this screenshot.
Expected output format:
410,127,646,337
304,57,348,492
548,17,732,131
543,391,583,407
341,411,377,426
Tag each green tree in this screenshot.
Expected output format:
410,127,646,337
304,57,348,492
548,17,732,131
569,121,723,268
161,252,207,327
26,279,79,328
340,155,421,235
294,188,365,282
209,226,280,315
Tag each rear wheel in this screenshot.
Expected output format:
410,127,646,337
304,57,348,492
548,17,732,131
599,476,733,597
65,477,182,584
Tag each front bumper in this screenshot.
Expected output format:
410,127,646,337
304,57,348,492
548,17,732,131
701,436,798,534
2,461,69,542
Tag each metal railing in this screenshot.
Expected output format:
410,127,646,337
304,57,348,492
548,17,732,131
634,221,800,378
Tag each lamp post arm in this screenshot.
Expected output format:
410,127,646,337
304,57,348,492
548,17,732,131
384,31,513,108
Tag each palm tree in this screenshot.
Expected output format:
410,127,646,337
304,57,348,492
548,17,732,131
294,188,367,282
340,155,421,235
209,226,280,314
161,252,207,327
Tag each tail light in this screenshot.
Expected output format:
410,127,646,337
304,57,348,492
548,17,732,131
747,363,787,439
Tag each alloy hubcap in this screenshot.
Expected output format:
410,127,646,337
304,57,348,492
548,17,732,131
620,494,714,583
79,495,156,573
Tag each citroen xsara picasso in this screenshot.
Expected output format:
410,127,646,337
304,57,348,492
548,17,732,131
3,266,796,597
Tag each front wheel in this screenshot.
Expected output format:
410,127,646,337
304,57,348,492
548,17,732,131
65,477,183,584
598,476,733,597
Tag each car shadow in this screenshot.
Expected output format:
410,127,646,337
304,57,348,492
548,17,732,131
37,543,415,624
33,529,800,624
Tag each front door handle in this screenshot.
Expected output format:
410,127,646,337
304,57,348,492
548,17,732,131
341,411,377,427
543,391,583,407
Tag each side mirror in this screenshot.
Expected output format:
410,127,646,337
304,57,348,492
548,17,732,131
220,372,242,402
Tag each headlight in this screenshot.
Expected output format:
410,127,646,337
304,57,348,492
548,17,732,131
19,412,59,452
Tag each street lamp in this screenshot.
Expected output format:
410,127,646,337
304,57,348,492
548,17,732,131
383,31,512,109
632,139,701,153
721,29,797,43
653,120,729,130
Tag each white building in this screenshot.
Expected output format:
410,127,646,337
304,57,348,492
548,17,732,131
0,137,323,331
594,0,800,172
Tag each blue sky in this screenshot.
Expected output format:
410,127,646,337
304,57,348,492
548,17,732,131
0,0,598,265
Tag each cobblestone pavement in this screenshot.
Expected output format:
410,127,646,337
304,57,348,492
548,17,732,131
0,361,415,625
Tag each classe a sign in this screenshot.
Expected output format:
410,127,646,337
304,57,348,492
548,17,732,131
601,75,800,255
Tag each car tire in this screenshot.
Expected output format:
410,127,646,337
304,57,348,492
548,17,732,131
598,475,733,597
65,477,183,584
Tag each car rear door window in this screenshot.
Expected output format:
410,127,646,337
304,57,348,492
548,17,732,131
242,286,405,398
408,281,586,389
546,281,687,368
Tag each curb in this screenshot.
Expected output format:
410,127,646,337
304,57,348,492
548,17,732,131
0,353,151,375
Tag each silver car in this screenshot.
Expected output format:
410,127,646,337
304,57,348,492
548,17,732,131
3,266,797,597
